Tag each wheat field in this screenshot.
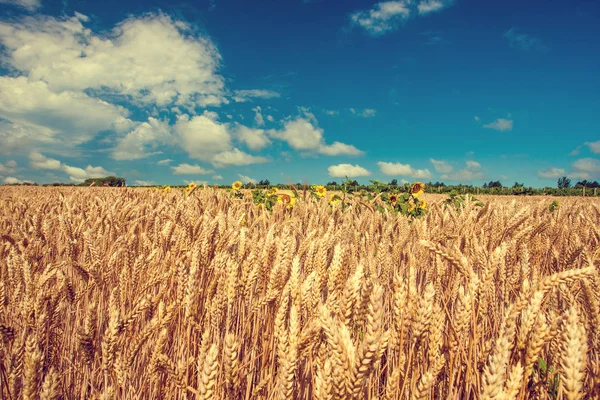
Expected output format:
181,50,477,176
0,187,599,399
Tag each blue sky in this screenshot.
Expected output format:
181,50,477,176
0,0,598,187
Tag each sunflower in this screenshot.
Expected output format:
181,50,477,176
411,182,425,198
407,200,416,212
418,199,427,210
277,193,296,209
329,194,341,206
188,182,197,190
163,186,172,194
389,193,398,206
315,185,327,197
232,181,243,190
267,187,278,196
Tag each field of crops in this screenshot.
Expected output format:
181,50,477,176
1,186,599,399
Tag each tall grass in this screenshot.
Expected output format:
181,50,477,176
0,187,599,399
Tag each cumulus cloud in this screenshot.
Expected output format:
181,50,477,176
237,174,257,184
212,175,223,180
483,118,513,132
157,159,173,165
439,160,485,181
0,0,40,11
252,106,265,127
171,163,214,175
174,114,231,161
236,125,271,150
350,0,453,36
569,158,600,180
0,77,127,150
538,167,565,179
0,13,225,108
429,158,453,174
585,141,600,154
232,89,280,103
212,148,269,167
269,113,363,156
377,161,432,179
0,160,17,174
3,177,22,184
28,152,114,182
328,164,371,178
112,118,171,160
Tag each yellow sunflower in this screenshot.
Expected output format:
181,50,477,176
389,193,398,206
277,193,296,209
267,187,278,196
163,186,172,194
418,199,427,210
188,182,197,189
232,181,243,190
407,201,416,212
315,185,327,197
411,182,425,198
329,195,341,206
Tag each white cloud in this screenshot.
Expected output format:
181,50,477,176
0,13,225,108
474,116,480,122
324,110,340,116
359,109,377,118
377,161,432,179
233,89,280,103
171,163,214,175
3,177,21,184
466,160,481,169
504,28,547,52
439,160,485,181
0,0,40,11
483,118,513,132
174,114,231,161
157,159,173,165
429,158,453,173
133,180,154,186
568,158,600,180
0,77,126,151
328,164,371,178
212,174,223,180
319,142,364,156
538,167,565,179
252,106,265,127
112,118,171,160
417,0,446,15
236,125,272,150
269,113,363,156
351,0,453,35
237,174,257,184
266,115,274,122
29,151,62,170
212,148,269,167
0,160,17,174
585,141,600,154
351,1,411,36
62,165,114,183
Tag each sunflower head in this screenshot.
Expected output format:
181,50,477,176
418,199,427,210
163,186,172,193
329,194,341,206
277,193,296,209
411,182,425,198
315,185,327,197
267,187,278,196
389,193,399,206
407,200,416,212
232,181,243,190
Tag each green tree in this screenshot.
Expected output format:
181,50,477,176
557,176,571,189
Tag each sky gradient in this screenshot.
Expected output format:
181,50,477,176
0,0,598,187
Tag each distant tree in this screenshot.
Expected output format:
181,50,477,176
389,179,398,186
512,182,523,188
487,181,503,188
326,181,338,186
258,179,270,187
83,176,126,187
557,176,571,189
483,182,488,189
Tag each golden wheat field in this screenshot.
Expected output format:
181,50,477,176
1,187,599,400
